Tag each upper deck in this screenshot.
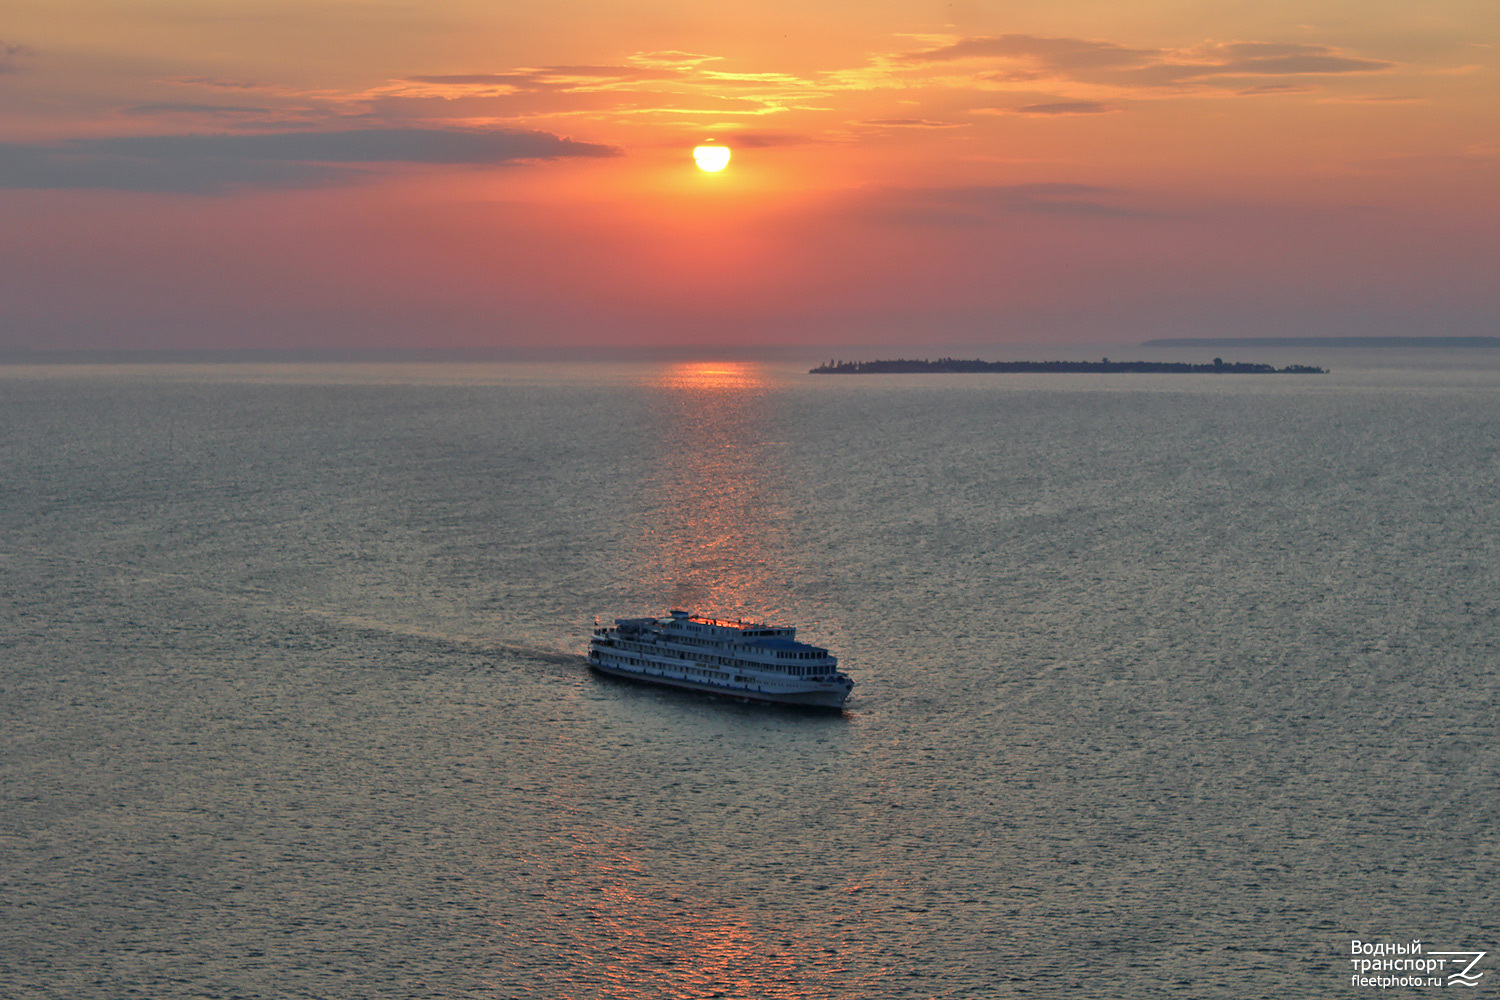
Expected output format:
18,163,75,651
666,609,794,640
605,609,833,663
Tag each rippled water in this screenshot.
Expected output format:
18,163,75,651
3,359,1497,998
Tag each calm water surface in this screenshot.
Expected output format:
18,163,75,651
2,359,1497,998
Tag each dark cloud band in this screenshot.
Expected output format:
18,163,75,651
901,34,1394,87
0,127,621,193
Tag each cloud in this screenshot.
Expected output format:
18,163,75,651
80,129,618,164
1350,142,1500,172
0,127,621,193
630,51,722,69
0,145,344,193
1214,41,1392,74
860,118,968,128
406,73,524,87
858,182,1155,225
402,65,681,93
370,71,789,121
602,94,789,117
903,34,1151,71
699,70,820,89
722,131,822,146
2,40,36,73
374,60,829,127
1138,47,1395,86
120,102,280,118
897,34,1394,91
133,32,1399,160
365,33,1387,141
944,183,1145,217
1003,101,1117,116
1319,93,1424,105
1233,83,1316,96
165,76,277,91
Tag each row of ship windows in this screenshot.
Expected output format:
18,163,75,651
610,645,828,678
627,641,828,665
618,639,827,666
680,625,786,639
611,655,722,677
615,655,827,680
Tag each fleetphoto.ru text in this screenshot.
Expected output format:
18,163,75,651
1350,940,1486,988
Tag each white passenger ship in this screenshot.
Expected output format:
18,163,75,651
588,610,853,710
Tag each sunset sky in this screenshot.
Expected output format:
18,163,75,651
3,0,1496,353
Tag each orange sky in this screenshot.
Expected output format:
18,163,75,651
2,0,1496,352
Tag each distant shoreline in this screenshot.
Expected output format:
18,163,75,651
1140,336,1500,349
810,358,1326,375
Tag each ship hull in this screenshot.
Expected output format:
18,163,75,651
588,659,851,710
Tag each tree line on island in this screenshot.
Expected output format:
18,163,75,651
809,357,1327,374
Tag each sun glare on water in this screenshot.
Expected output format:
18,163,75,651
693,145,731,172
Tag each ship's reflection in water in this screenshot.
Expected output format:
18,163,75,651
639,361,794,620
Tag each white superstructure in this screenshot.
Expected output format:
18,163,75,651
588,609,853,710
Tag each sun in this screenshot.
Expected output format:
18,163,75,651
693,145,731,172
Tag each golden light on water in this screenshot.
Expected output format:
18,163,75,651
657,361,764,392
693,145,731,172
645,360,786,616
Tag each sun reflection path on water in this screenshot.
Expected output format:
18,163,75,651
576,853,808,998
485,824,863,1000
638,361,797,621
655,361,771,394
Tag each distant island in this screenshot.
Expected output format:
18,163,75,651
810,357,1327,374
1141,336,1500,349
